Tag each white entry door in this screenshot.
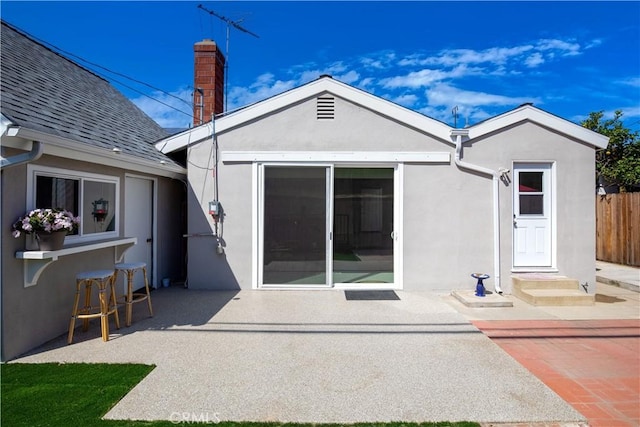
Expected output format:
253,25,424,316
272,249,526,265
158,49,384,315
513,163,552,267
124,176,154,290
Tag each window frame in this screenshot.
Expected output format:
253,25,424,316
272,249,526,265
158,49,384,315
26,164,120,243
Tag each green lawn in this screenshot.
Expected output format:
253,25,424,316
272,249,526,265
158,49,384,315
1,363,479,427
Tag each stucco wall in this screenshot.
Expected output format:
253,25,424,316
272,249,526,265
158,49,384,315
185,98,598,294
1,154,185,361
403,163,494,290
463,121,597,292
218,96,448,151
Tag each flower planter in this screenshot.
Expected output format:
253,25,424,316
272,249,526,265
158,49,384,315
12,208,79,250
36,231,67,251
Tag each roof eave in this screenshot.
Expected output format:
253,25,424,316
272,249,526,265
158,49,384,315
3,126,186,179
468,105,609,149
155,122,214,154
155,77,453,154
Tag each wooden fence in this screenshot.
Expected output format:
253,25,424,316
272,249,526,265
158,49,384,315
596,192,640,267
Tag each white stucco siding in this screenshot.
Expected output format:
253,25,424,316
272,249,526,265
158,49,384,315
216,96,448,152
464,121,598,291
187,139,254,289
403,163,494,291
185,106,598,292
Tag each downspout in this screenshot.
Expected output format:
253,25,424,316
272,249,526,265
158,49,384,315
451,129,503,294
0,140,44,169
0,138,43,361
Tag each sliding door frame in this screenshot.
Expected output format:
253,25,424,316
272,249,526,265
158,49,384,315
253,162,403,290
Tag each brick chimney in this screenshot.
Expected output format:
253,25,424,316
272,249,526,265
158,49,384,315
193,39,225,125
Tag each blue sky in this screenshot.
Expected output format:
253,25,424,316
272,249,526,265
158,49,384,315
2,1,639,130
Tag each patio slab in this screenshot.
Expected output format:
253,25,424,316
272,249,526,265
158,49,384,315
12,288,584,424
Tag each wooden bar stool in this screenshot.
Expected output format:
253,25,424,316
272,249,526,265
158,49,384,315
114,262,153,327
68,270,120,344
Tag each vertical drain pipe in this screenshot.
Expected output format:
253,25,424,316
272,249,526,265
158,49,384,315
451,129,503,294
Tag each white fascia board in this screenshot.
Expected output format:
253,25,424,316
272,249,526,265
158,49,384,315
155,121,213,154
468,105,609,149
221,151,450,164
3,127,186,178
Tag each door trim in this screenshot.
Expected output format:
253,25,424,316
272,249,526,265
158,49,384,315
254,163,403,290
511,162,556,270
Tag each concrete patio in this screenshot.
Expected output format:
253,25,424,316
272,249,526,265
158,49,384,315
12,287,586,424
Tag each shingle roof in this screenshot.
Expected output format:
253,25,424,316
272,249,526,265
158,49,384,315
0,21,178,166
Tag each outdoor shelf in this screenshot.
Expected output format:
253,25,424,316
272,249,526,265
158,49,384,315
15,237,137,288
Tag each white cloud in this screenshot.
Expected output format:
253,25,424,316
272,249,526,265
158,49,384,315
334,70,360,84
585,38,603,49
227,73,297,111
426,83,541,109
381,69,449,89
536,39,581,56
524,52,545,68
131,87,193,129
423,45,534,67
395,38,585,77
571,106,640,124
618,77,640,88
360,51,396,70
389,93,419,108
134,35,606,129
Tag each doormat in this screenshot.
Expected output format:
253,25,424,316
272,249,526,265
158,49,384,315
344,290,400,301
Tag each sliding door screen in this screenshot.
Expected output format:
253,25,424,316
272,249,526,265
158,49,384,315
262,166,328,285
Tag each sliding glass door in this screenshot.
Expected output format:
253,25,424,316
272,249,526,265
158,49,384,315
262,166,330,285
260,165,396,287
333,168,394,284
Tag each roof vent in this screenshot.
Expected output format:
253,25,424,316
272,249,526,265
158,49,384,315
317,96,335,120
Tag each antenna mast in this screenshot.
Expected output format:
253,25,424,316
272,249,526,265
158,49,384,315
198,4,259,112
452,106,459,128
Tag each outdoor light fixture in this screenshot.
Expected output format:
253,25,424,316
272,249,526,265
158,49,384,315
92,198,109,222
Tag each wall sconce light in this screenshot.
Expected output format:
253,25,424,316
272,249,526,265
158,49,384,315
92,198,109,222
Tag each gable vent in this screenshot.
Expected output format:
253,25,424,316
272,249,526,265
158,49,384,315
317,96,335,120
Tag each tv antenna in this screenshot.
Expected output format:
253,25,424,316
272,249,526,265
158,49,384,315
198,4,259,112
452,106,459,128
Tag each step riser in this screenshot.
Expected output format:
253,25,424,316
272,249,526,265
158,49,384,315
512,276,578,290
511,275,594,306
515,290,595,306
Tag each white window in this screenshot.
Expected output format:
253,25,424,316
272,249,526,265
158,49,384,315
27,165,119,242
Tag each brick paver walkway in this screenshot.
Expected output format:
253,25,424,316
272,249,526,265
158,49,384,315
473,319,640,427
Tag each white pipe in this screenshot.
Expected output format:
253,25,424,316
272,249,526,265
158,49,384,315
451,130,503,294
0,140,43,169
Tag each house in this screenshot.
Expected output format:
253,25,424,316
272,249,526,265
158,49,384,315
157,39,608,295
1,21,186,361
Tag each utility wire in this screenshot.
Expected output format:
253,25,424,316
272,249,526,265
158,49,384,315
10,22,194,117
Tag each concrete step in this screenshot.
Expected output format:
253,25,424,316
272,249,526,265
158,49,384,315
516,288,595,306
512,274,578,290
511,274,594,306
451,290,514,308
